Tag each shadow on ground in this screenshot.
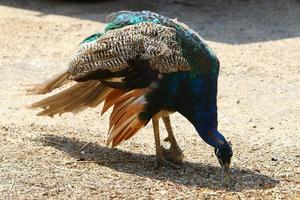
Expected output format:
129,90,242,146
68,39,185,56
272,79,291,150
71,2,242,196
39,134,279,191
1,0,300,44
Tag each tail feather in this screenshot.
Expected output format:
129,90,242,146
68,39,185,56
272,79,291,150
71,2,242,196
27,71,71,95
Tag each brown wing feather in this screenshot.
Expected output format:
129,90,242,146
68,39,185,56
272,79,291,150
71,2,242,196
29,80,112,117
28,73,149,147
111,104,145,147
104,90,148,147
106,89,147,131
101,89,127,115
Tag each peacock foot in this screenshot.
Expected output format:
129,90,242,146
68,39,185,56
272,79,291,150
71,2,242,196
153,156,181,170
161,146,184,165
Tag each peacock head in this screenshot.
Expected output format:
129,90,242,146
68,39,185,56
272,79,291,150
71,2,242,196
214,143,233,176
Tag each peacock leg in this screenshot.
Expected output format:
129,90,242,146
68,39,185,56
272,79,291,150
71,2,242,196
161,116,183,164
152,117,180,170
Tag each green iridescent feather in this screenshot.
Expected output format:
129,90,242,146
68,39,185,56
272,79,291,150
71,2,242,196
80,32,103,44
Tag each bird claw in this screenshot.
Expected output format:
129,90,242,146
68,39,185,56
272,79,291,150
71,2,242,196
221,174,232,187
153,156,181,170
222,171,231,181
161,146,183,165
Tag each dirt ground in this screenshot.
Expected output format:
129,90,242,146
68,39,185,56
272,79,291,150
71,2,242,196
0,0,299,199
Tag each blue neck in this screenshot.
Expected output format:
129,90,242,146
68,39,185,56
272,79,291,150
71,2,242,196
190,101,228,149
192,75,229,149
195,126,228,149
166,72,229,149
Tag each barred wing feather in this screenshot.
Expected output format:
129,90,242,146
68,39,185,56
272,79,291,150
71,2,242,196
68,22,190,81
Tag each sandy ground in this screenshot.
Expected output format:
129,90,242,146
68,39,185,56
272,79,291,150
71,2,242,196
0,0,299,199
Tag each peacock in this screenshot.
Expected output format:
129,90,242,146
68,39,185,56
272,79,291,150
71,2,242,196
28,11,232,174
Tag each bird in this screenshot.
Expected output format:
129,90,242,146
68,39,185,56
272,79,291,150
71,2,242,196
28,10,233,174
